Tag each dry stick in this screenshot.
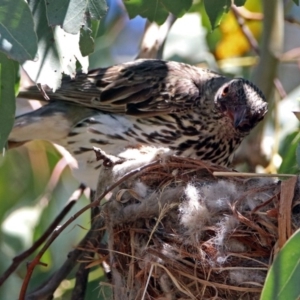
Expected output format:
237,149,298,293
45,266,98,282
213,172,295,177
231,5,260,53
0,189,81,286
26,216,105,300
137,13,177,60
278,176,298,249
19,160,161,300
71,200,100,300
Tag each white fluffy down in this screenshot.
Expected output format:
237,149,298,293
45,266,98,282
179,184,210,242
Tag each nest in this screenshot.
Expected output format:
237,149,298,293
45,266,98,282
91,147,300,300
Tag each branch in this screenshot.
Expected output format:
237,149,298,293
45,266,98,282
19,149,162,299
136,14,177,60
0,185,86,286
250,0,284,101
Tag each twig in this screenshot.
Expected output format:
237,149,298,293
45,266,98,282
71,200,100,300
137,13,177,60
233,6,263,21
249,0,284,100
25,216,105,300
0,187,85,286
231,4,287,99
285,16,300,26
231,6,260,54
213,172,295,177
19,159,162,299
36,83,50,101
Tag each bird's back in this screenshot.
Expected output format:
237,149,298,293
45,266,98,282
12,59,267,189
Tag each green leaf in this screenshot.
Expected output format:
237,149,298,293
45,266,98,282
278,131,300,174
123,0,192,24
234,0,247,6
161,0,193,17
293,0,299,5
0,0,38,63
203,0,231,30
261,229,300,300
296,143,300,169
0,53,16,150
45,0,108,35
88,0,108,20
123,0,169,25
79,25,95,57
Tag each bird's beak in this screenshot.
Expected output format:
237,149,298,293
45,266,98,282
228,106,247,128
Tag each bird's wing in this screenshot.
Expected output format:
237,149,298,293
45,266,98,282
19,59,221,117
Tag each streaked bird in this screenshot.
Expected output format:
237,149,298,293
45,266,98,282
10,59,268,189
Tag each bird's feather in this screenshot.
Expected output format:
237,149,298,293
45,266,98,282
19,59,222,116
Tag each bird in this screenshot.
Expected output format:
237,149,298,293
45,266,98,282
10,59,268,189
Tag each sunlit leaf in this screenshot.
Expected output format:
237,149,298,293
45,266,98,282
0,0,37,62
23,0,89,90
261,229,300,300
0,53,16,151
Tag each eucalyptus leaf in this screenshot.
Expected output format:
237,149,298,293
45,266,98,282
261,229,300,300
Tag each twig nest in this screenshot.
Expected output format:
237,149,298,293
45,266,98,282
93,147,299,300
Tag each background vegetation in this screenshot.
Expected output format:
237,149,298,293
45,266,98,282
0,0,299,299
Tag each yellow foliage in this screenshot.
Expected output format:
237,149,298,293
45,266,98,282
215,0,262,60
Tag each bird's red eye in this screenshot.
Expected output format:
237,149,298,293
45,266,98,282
222,86,229,96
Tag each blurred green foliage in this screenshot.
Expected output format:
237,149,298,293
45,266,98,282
261,228,300,300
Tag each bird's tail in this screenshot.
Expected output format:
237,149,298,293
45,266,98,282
18,85,52,102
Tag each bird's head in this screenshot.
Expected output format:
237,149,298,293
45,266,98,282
214,78,268,133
